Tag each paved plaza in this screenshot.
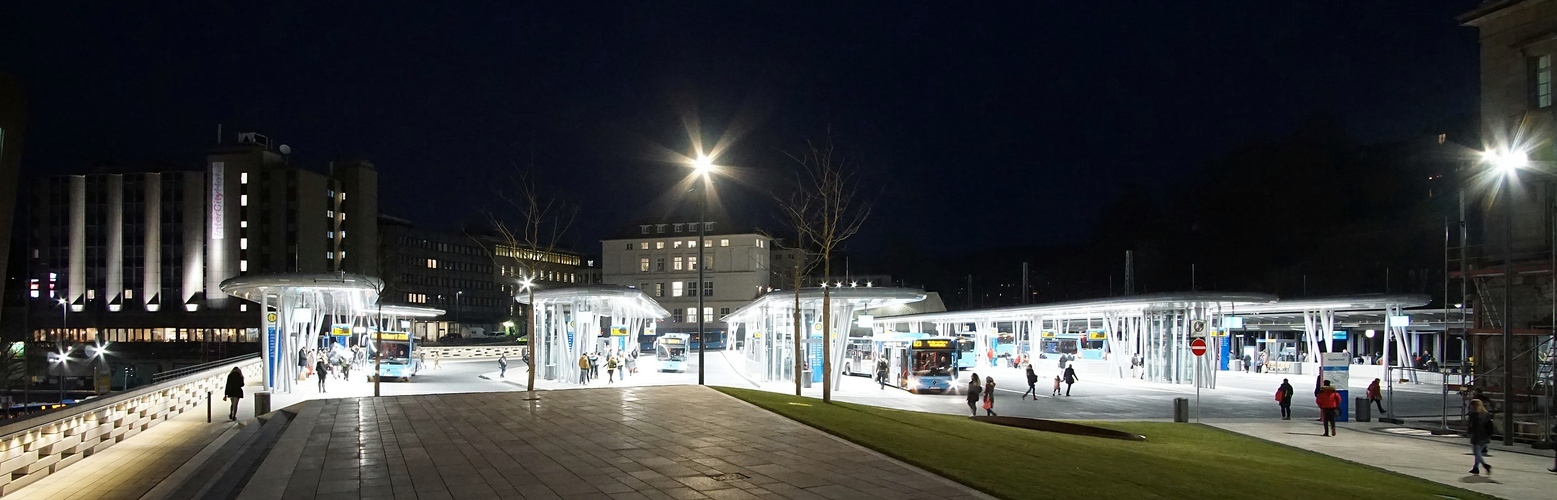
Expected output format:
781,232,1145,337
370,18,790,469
239,385,990,500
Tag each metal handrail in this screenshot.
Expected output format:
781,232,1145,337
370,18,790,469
152,353,260,384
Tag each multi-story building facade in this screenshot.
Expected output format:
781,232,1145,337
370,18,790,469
379,217,589,340
601,219,773,341
1459,0,1557,415
22,133,379,344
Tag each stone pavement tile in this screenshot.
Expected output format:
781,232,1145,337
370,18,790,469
1212,420,1555,500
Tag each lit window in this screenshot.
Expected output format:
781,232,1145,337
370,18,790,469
674,241,682,249
240,194,248,206
240,238,248,250
87,290,96,300
640,242,648,250
640,258,649,272
340,251,345,259
689,240,697,248
672,281,684,297
340,230,345,238
340,212,346,220
705,239,712,247
341,192,346,201
688,256,698,271
427,259,438,268
327,231,334,239
687,307,698,321
720,239,729,247
327,252,334,259
327,210,334,218
757,239,765,248
655,283,665,297
673,257,683,270
240,220,248,228
240,172,248,184
703,307,713,320
656,241,664,249
1534,54,1552,108
124,289,134,299
240,260,248,272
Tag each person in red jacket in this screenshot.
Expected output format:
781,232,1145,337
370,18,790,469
1317,380,1342,437
1366,378,1385,414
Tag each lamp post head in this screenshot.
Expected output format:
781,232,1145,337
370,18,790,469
691,155,715,175
1483,148,1528,175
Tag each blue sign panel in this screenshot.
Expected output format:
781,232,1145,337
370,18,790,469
1331,331,1348,340
809,331,824,383
266,326,278,384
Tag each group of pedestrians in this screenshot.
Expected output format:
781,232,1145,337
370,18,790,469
575,350,637,384
963,362,1084,417
297,345,364,393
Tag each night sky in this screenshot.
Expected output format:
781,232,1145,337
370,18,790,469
3,1,1479,260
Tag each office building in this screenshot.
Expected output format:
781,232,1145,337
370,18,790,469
601,218,773,343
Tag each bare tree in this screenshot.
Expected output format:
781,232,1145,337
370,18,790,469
481,169,576,396
782,135,872,403
371,230,406,397
773,191,821,396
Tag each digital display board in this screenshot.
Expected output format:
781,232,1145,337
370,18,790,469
912,339,951,349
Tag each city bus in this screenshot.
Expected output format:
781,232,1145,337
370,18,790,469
655,333,690,372
369,331,416,382
843,332,928,377
954,337,977,370
882,337,960,394
687,330,726,350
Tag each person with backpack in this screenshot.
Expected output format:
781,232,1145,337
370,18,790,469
606,355,619,383
965,372,982,416
1467,399,1495,475
499,354,509,378
1022,364,1039,400
875,358,889,390
1276,379,1294,420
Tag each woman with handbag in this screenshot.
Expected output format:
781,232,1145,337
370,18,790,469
1468,400,1494,475
982,376,997,416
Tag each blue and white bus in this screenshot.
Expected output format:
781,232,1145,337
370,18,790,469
886,337,960,394
655,333,690,372
369,331,417,382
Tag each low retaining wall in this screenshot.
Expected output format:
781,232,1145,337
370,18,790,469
0,355,262,496
418,345,526,359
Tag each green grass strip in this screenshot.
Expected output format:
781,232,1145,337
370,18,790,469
715,387,1497,500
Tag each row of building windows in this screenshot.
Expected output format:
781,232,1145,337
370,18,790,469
33,327,259,343
629,238,733,250
638,255,716,273
670,307,728,323
637,281,714,298
495,245,582,266
640,222,715,234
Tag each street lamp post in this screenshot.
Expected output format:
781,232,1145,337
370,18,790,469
455,290,463,337
1485,149,1526,446
57,298,68,404
691,155,714,385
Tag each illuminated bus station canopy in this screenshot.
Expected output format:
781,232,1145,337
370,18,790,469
722,287,929,389
517,285,668,383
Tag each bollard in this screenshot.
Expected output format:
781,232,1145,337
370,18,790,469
207,391,212,423
1355,397,1371,422
254,391,271,416
1173,397,1190,422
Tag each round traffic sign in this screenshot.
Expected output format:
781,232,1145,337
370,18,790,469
1190,338,1208,357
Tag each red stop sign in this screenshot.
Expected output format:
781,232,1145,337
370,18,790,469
1190,338,1208,357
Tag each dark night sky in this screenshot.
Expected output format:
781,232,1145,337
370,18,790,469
2,1,1480,259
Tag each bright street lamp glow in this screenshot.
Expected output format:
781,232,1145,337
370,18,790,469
691,155,715,174
518,277,535,291
1483,149,1528,175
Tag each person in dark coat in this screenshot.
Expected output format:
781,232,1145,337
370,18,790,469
1467,399,1494,475
1022,365,1039,400
1062,365,1079,396
965,372,982,416
316,359,329,393
1367,378,1385,414
224,367,244,421
1276,379,1294,420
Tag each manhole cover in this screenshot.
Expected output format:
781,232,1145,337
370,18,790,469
709,473,749,482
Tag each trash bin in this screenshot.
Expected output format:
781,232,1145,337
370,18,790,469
254,391,271,416
1355,397,1370,422
801,370,813,388
1173,397,1190,422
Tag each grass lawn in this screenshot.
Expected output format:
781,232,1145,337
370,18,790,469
715,387,1497,500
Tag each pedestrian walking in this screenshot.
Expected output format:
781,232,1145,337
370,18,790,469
1062,365,1079,396
1052,375,1062,396
1022,365,1039,400
1242,353,1252,373
606,355,618,383
1276,378,1295,419
316,359,329,393
1367,378,1385,414
588,352,600,379
876,359,889,390
578,354,591,384
434,350,442,370
298,348,310,381
982,376,997,416
223,367,244,421
1467,399,1494,475
341,355,352,381
499,354,509,378
965,373,982,416
1257,351,1268,373
1317,381,1341,436
627,351,638,376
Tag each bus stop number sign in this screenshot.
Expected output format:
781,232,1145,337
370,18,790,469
1190,338,1208,357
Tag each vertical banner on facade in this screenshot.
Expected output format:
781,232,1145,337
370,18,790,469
210,162,225,240
809,323,824,383
264,311,279,388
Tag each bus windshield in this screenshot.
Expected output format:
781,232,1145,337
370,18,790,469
911,351,954,377
657,344,687,361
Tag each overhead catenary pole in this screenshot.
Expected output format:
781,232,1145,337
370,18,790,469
697,178,707,385
1501,172,1514,446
